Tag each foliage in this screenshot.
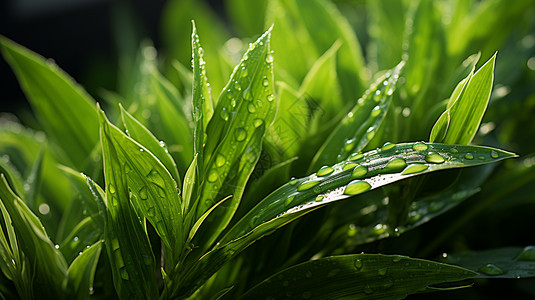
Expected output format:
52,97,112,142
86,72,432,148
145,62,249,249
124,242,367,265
1,0,535,298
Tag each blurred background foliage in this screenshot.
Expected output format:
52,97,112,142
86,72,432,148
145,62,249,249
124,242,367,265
1,0,535,298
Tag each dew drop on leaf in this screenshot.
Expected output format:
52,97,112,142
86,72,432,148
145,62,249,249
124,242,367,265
402,164,428,175
315,195,324,202
464,153,474,160
267,94,275,102
490,150,500,159
254,119,264,128
378,267,388,276
108,184,116,194
351,165,368,179
139,186,148,200
350,153,364,161
354,258,363,270
298,180,321,191
262,77,269,87
243,88,252,101
371,106,382,118
383,157,407,173
216,154,226,167
119,267,130,280
235,127,247,142
344,138,356,152
344,180,371,195
247,103,256,113
425,152,445,164
478,263,505,275
234,81,242,91
412,142,428,151
266,54,273,63
207,170,218,182
220,108,229,121
316,166,334,177
381,142,396,151
289,177,298,185
517,246,535,261
285,195,296,207
343,162,358,171
366,128,376,140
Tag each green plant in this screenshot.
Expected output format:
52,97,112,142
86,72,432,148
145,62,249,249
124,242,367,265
1,0,535,299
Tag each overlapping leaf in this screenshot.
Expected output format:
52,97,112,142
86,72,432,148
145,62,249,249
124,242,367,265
193,26,276,248
241,254,477,299
0,36,99,170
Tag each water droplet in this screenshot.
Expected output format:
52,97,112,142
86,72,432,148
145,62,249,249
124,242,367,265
243,88,252,101
517,246,535,261
298,180,320,192
267,94,275,102
305,270,313,278
289,177,298,185
247,103,256,113
139,148,144,152
383,157,407,173
343,162,358,171
234,81,242,91
372,224,387,235
302,291,312,299
351,165,368,179
464,153,474,160
240,67,248,78
381,142,396,151
316,166,334,177
139,187,148,200
235,127,247,142
428,201,444,212
55,244,60,249
124,163,131,173
366,128,376,140
408,212,422,223
425,152,445,164
285,195,296,207
216,155,226,167
402,164,429,175
254,119,264,128
230,99,236,108
375,90,381,96
207,170,218,182
266,54,273,63
354,259,363,270
478,155,486,160
378,267,388,276
371,106,382,118
490,150,499,159
220,108,229,121
344,139,356,152
120,267,130,280
327,268,341,277
364,284,373,294
412,142,428,151
344,180,371,195
147,207,156,217
315,195,324,202
108,184,116,194
478,263,505,275
262,77,269,87
350,153,364,161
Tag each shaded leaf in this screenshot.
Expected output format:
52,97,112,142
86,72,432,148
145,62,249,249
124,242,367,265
65,240,103,300
241,254,477,299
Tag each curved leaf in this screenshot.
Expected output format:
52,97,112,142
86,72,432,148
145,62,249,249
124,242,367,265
241,254,477,299
65,240,103,300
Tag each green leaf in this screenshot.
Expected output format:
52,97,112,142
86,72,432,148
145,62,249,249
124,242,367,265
430,53,496,144
0,174,67,298
194,26,276,248
442,246,535,278
120,105,181,187
65,240,103,300
0,36,99,170
310,61,404,171
98,109,160,300
240,254,477,299
172,143,514,297
59,217,102,264
98,108,184,264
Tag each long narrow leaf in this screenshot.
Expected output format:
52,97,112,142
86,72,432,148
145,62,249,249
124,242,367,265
241,254,477,299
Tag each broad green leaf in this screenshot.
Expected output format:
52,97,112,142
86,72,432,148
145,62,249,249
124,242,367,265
310,61,404,171
241,254,477,299
65,240,103,300
223,143,515,243
0,36,99,170
0,175,67,298
99,110,159,300
99,108,184,263
442,246,535,278
194,26,276,248
430,53,496,144
172,143,514,297
120,105,181,187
